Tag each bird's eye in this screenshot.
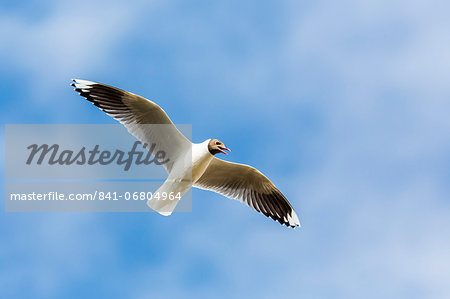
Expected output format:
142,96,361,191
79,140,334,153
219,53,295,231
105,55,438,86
216,141,221,145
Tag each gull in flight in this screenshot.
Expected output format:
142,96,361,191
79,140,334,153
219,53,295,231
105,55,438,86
72,79,301,228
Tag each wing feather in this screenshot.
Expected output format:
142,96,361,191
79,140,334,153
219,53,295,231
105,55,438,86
71,79,191,172
194,158,300,228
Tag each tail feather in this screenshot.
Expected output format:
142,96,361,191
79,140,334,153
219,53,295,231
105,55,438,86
147,180,190,216
147,197,179,216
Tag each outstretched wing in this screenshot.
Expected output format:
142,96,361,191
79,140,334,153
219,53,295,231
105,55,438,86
194,158,300,228
71,79,191,172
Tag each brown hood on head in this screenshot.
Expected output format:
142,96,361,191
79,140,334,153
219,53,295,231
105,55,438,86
208,139,230,155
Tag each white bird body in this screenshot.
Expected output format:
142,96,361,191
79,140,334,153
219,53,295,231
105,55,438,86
191,140,215,182
72,79,301,228
148,140,214,215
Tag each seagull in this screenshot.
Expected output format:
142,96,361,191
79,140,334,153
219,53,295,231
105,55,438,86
71,79,301,228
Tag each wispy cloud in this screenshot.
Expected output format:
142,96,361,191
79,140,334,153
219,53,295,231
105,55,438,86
0,0,159,100
1,0,449,298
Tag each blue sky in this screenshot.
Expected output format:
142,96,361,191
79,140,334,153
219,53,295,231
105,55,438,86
1,0,450,298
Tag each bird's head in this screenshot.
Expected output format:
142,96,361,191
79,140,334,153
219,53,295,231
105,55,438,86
208,139,231,155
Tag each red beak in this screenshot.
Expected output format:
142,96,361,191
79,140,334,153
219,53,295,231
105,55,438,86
219,147,231,155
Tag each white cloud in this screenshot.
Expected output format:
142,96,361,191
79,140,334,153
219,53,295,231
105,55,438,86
0,0,158,100
123,1,450,297
0,214,115,297
1,0,449,297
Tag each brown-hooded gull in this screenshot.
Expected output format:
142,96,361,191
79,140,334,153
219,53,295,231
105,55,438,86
71,79,301,228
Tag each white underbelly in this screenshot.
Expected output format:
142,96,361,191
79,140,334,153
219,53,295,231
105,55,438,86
167,142,213,184
191,156,212,182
